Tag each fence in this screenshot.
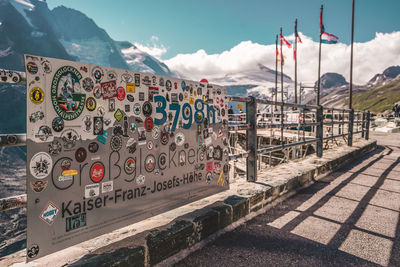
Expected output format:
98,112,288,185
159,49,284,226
0,68,370,212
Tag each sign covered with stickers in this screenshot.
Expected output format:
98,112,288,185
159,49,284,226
25,55,230,260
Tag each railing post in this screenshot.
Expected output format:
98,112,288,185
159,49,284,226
246,96,257,182
365,110,370,140
361,111,366,138
316,106,323,157
348,109,354,146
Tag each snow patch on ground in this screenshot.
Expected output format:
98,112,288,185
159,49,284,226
60,37,112,67
0,47,13,57
9,0,35,28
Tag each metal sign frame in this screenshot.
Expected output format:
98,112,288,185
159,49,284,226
25,55,229,261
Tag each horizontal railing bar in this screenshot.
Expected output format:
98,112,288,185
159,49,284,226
228,125,250,130
257,138,318,154
323,133,347,140
323,107,352,112
257,122,319,129
254,98,320,109
0,194,27,212
0,69,26,85
0,134,27,147
229,151,250,160
228,96,252,103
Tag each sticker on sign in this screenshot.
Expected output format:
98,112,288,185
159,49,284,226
39,201,59,225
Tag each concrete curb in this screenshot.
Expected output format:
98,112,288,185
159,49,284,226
68,139,376,267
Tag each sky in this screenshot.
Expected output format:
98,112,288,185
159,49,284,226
47,0,400,84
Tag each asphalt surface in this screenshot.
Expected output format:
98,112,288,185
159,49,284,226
175,134,400,267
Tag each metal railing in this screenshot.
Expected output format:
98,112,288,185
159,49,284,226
227,95,370,182
0,69,371,212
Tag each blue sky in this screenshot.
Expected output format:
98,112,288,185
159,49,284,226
48,0,400,60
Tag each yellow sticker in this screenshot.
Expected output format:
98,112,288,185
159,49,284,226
237,104,243,109
126,83,135,93
189,97,194,105
62,169,78,176
194,90,197,97
217,170,225,186
30,87,44,104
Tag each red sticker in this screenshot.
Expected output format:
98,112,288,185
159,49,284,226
117,86,126,101
144,116,154,132
90,162,105,183
206,161,213,172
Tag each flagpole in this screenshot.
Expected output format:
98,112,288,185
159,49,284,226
294,19,298,104
275,34,278,110
280,28,284,104
317,5,323,106
280,27,284,144
349,0,354,109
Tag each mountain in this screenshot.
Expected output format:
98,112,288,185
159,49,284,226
0,0,174,256
208,63,293,99
345,77,400,113
367,66,400,88
317,66,400,110
0,0,172,76
315,73,349,89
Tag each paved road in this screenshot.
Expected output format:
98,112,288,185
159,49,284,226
175,134,400,267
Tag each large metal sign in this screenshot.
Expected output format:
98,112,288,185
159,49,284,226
25,55,229,261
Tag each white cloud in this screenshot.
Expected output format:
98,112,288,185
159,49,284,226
165,31,400,85
133,35,167,60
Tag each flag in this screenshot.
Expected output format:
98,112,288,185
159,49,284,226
277,49,285,64
295,19,302,43
319,5,325,34
321,32,339,44
294,19,301,61
280,34,291,48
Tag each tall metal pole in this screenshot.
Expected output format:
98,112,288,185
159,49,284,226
294,19,298,104
275,34,278,110
348,0,355,146
280,28,284,104
280,28,284,145
317,5,323,106
349,0,355,109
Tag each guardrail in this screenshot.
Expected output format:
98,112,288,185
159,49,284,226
0,69,370,212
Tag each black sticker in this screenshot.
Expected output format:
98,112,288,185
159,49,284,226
161,131,169,145
27,244,39,258
88,142,99,153
170,142,176,151
139,92,145,101
135,73,140,86
110,135,122,151
166,80,172,91
179,93,183,102
52,117,64,132
86,97,97,111
127,94,134,102
158,153,167,170
82,77,94,92
125,104,130,112
75,147,87,163
142,101,152,117
93,117,103,135
66,213,86,232
48,140,62,156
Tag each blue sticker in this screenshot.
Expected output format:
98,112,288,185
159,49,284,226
96,130,109,144
181,81,186,91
